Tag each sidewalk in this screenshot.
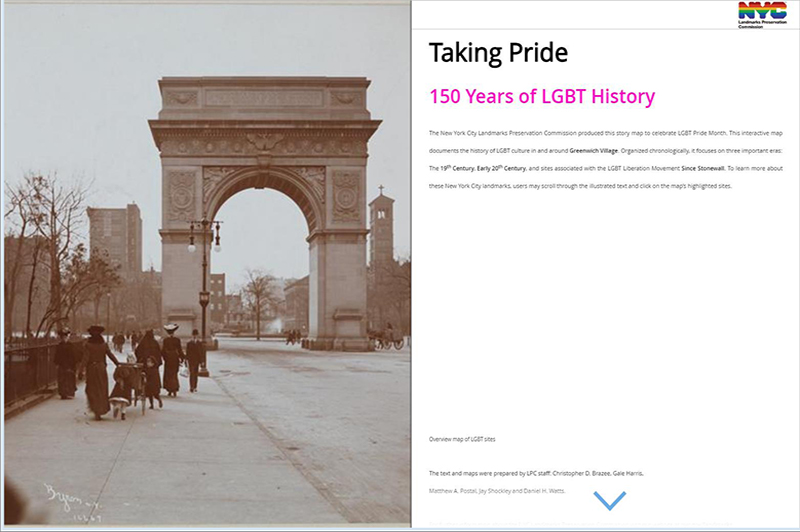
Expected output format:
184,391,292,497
3,348,348,526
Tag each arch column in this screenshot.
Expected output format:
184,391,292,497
160,228,204,334
308,229,369,350
305,164,370,350
159,164,206,335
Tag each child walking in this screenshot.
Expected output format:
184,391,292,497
109,368,131,420
144,356,163,409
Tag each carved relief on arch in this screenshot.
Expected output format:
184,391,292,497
164,90,199,106
332,170,361,223
167,170,196,221
203,167,237,209
202,166,326,233
331,90,364,107
293,167,326,206
158,135,367,157
203,166,326,213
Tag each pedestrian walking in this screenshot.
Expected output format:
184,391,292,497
135,329,161,366
109,369,132,420
81,325,120,420
161,323,184,397
186,329,205,393
131,330,140,352
54,328,77,399
144,356,163,409
112,331,125,353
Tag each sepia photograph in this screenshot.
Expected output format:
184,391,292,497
3,0,410,527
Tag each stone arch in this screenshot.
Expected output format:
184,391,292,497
150,77,380,351
204,166,325,234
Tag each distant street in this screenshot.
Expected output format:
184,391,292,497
3,338,410,526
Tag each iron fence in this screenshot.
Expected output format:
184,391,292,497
4,342,59,406
4,335,59,349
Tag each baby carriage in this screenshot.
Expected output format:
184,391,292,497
114,362,146,416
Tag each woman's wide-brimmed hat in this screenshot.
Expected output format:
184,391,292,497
58,327,71,337
163,323,179,333
87,325,105,335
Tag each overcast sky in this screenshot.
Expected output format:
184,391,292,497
4,1,409,289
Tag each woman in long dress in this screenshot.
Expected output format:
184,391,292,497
161,324,184,397
54,329,77,399
135,330,161,366
134,330,161,406
81,325,119,420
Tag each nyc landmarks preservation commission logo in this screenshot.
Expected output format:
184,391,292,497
738,1,788,28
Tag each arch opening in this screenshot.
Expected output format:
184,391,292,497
210,187,310,337
205,167,324,235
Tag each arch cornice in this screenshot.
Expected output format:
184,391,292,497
149,120,381,158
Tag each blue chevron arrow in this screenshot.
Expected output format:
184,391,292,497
594,491,626,511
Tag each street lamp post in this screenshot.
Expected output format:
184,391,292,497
188,218,222,377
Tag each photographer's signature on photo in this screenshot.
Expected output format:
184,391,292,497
43,482,102,522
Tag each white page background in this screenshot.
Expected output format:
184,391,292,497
411,2,800,528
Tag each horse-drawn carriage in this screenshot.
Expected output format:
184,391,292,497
370,328,405,350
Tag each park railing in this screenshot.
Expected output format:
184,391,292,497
4,335,59,349
4,342,59,406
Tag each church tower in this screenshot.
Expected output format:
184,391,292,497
369,185,395,267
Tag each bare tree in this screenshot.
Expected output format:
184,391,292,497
4,182,35,336
118,272,160,330
104,265,162,331
142,266,163,329
60,244,121,329
5,181,51,339
89,249,122,324
241,268,277,341
368,256,411,335
24,238,48,338
21,172,90,334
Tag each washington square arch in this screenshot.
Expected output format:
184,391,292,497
149,77,380,351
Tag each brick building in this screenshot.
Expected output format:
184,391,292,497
86,203,142,279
